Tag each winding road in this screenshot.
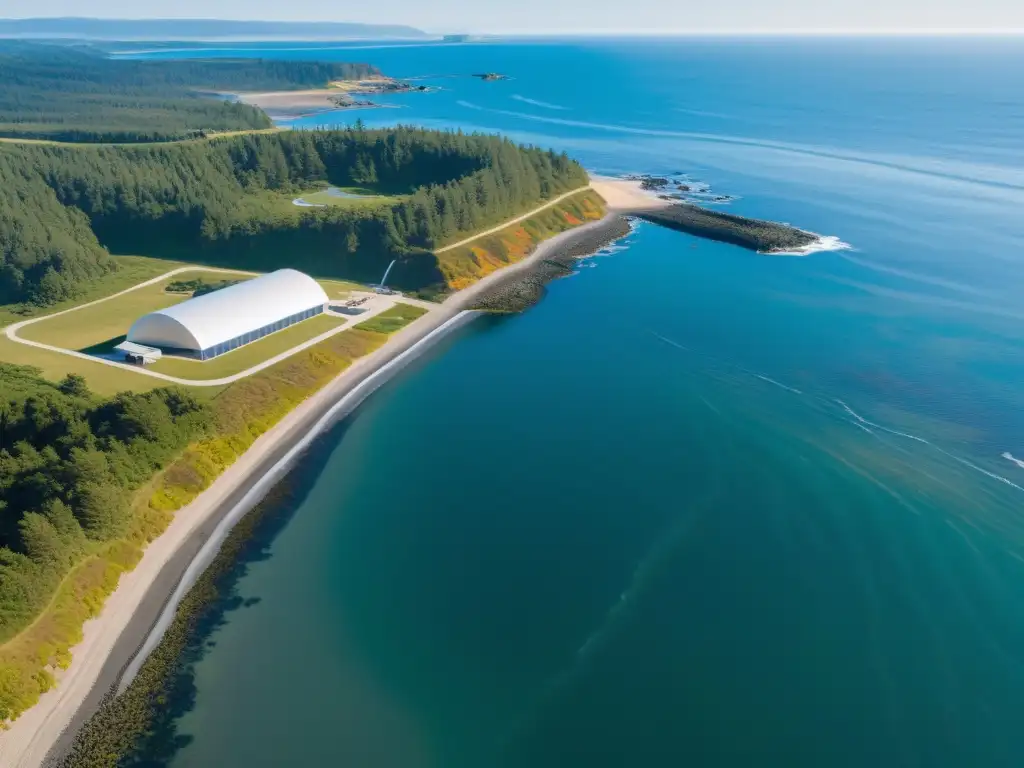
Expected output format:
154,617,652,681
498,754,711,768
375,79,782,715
433,185,593,253
3,186,596,386
3,266,435,387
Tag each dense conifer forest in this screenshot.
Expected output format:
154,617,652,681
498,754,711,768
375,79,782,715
0,366,210,639
0,127,588,305
0,42,379,142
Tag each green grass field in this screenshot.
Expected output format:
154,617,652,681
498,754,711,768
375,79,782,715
147,313,347,380
291,185,397,209
0,337,163,395
354,303,429,334
317,278,369,300
1,260,380,391
16,273,210,351
0,255,197,328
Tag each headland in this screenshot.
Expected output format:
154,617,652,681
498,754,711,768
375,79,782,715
0,181,623,767
1,173,839,766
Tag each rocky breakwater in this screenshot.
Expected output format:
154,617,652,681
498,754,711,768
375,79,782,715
637,204,818,253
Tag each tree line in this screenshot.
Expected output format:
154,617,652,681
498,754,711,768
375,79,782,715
0,126,588,305
0,41,379,143
0,366,210,648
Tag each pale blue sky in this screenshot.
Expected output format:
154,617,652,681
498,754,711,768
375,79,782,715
3,0,1023,35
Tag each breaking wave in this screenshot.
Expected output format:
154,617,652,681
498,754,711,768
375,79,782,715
770,235,853,256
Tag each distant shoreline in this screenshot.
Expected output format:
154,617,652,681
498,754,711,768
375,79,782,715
230,77,431,118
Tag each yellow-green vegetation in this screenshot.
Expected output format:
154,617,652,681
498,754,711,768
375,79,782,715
148,313,347,379
0,306,426,726
439,190,606,291
0,337,162,396
0,373,211,722
0,255,193,328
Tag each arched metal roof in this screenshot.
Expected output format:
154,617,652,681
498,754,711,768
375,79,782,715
127,269,329,352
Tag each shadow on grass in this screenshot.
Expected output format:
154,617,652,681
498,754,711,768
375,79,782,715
123,418,353,765
79,335,125,355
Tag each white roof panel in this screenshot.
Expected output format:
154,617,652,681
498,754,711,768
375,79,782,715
127,269,329,351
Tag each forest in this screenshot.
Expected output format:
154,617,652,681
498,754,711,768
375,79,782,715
0,367,210,643
0,307,427,725
0,42,379,142
0,126,588,305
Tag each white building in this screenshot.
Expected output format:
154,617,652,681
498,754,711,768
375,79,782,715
127,269,329,360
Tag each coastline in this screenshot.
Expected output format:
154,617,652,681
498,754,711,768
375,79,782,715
230,77,428,119
1,189,634,768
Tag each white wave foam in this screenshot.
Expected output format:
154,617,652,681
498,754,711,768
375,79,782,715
511,94,567,111
452,102,1024,192
769,235,853,256
850,420,875,436
1002,452,1024,469
647,330,689,351
753,373,803,395
835,399,1024,493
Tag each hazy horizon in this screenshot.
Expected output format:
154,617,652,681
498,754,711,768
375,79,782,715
2,3,1023,36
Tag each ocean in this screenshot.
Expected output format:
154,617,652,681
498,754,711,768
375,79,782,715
126,37,1024,766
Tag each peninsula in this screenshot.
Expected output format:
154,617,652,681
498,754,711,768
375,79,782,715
233,77,431,118
0,39,836,768
0,177,642,767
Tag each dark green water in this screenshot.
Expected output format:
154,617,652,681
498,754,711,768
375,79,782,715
136,37,1024,767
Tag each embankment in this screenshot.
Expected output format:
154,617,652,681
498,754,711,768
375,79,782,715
469,215,633,313
45,309,478,768
436,189,607,293
12,201,623,765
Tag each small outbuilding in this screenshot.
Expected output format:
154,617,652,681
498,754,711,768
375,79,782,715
127,269,329,360
114,341,163,365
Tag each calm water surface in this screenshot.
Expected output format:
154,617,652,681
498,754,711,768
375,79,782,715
130,37,1024,766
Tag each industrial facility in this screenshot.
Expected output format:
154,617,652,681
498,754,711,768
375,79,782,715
125,269,329,361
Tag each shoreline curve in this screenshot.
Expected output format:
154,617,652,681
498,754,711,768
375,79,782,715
4,201,626,768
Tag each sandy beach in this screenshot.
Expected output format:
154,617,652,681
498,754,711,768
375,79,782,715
232,88,355,117
0,179,651,767
590,175,673,211
232,78,407,117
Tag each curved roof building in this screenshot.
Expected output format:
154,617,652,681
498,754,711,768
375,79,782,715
128,269,329,360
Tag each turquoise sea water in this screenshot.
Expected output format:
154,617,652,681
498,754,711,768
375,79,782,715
129,38,1024,766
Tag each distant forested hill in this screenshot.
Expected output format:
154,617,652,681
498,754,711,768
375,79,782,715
0,127,588,305
0,17,428,39
0,42,379,142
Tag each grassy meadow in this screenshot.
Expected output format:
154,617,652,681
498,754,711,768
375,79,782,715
148,313,347,380
293,185,394,209
3,263,380,389
0,255,195,327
